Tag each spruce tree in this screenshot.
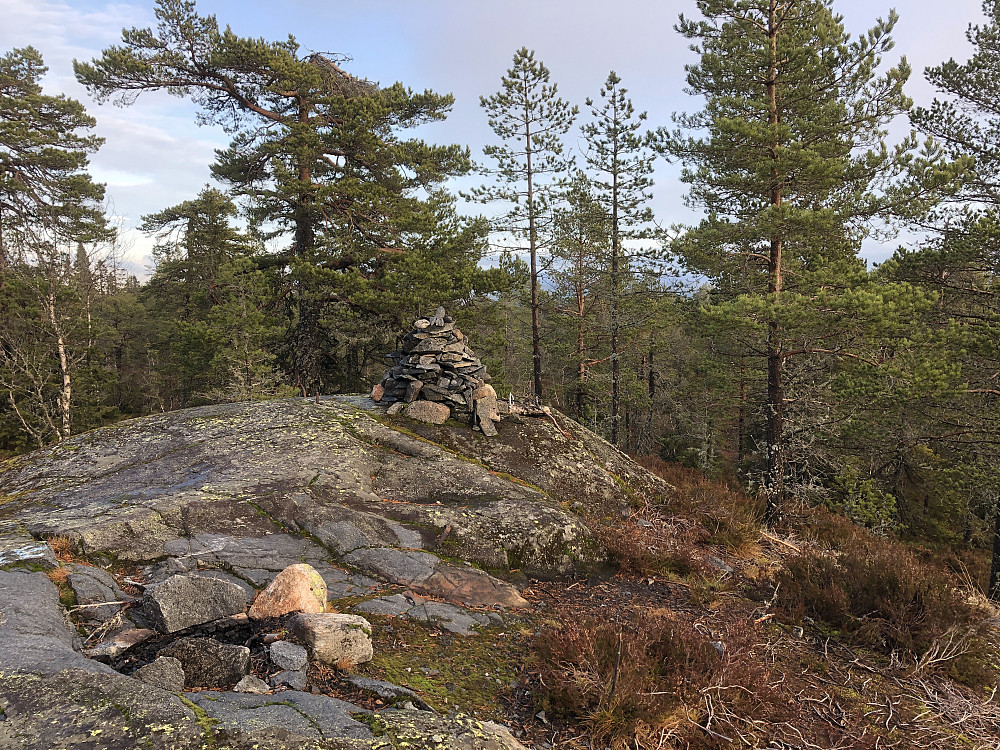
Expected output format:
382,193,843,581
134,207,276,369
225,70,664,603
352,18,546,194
660,0,958,517
471,48,577,400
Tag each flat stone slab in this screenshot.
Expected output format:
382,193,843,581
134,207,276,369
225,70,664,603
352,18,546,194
346,675,434,711
186,690,372,741
0,526,57,570
353,594,502,636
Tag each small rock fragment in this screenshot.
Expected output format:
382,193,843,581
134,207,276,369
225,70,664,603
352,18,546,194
269,669,307,691
234,675,271,694
84,628,155,660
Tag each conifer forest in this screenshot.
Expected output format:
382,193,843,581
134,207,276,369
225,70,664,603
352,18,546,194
3,0,1000,603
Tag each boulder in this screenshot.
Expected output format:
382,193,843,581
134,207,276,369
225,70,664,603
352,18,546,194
159,636,250,689
133,655,185,692
405,400,450,425
290,613,373,667
269,640,308,671
248,563,327,620
143,574,246,633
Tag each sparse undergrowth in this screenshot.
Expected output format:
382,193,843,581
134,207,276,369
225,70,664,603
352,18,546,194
525,458,1000,749
529,609,784,749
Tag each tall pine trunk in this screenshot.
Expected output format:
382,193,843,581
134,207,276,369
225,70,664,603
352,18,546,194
764,0,785,521
524,92,543,402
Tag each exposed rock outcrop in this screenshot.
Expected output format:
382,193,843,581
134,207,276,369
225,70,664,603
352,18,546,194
0,395,673,749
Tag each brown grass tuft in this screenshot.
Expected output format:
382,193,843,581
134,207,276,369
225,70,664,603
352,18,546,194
530,610,787,749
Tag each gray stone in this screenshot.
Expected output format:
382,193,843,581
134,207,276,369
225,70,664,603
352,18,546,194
269,640,308,671
290,613,373,667
475,399,499,437
386,401,405,415
352,593,413,617
143,574,246,633
67,564,131,623
160,636,250,689
405,379,423,402
186,568,255,603
342,547,438,586
406,601,495,636
0,668,206,749
269,669,307,690
707,554,735,574
133,655,185,692
233,674,270,694
0,570,114,677
351,594,498,636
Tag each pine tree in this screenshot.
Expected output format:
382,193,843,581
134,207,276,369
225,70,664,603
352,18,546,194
581,71,656,445
900,1,1000,598
140,188,254,409
660,0,959,517
76,0,472,394
471,48,577,400
550,173,609,420
913,0,1000,204
0,47,109,448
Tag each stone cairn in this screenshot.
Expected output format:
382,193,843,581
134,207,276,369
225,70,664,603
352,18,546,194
371,307,502,435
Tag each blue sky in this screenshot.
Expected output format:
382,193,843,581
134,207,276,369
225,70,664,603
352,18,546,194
0,0,988,270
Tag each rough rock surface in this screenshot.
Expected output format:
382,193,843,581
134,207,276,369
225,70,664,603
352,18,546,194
0,395,672,749
353,593,502,636
249,562,328,619
159,636,250,689
404,399,452,424
291,612,374,667
143,574,247,633
133,655,185,692
67,564,132,623
269,640,308,671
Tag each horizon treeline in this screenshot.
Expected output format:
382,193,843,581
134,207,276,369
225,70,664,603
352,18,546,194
2,0,999,596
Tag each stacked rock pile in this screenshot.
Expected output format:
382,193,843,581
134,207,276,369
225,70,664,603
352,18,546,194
371,307,502,435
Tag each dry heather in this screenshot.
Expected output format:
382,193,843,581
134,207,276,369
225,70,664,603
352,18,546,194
522,457,1000,750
